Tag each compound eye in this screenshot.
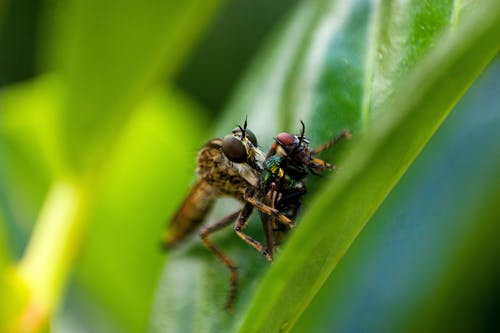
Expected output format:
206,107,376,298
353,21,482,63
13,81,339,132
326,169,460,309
222,135,247,163
276,132,295,146
245,129,258,147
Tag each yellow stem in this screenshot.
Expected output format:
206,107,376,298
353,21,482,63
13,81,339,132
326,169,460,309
14,178,89,332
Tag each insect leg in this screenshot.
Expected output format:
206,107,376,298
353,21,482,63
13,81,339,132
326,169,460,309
234,202,273,262
260,187,280,258
309,157,333,173
199,210,241,312
313,129,351,154
244,191,293,226
261,214,275,260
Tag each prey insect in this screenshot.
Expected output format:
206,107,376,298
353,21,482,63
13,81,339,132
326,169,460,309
245,121,351,258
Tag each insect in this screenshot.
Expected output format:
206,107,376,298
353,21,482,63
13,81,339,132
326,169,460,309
163,119,287,311
163,119,350,311
244,121,351,259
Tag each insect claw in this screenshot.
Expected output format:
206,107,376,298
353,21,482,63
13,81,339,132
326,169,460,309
262,249,273,262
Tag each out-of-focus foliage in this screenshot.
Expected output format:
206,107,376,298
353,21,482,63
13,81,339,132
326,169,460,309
0,0,223,331
0,0,499,332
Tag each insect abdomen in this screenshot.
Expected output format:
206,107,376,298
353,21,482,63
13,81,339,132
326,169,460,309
163,180,217,249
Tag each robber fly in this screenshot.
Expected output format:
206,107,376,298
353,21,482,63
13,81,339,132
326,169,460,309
163,120,263,249
244,121,351,259
163,119,287,311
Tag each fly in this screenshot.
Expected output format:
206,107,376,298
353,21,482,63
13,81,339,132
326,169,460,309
163,119,277,311
244,121,351,258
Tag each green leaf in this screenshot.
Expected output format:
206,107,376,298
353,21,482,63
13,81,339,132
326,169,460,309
75,87,208,332
221,0,470,141
0,0,223,330
292,56,500,332
152,0,498,331
153,1,499,332
153,1,496,332
0,218,8,270
43,0,223,173
0,0,8,31
0,76,60,230
236,2,500,333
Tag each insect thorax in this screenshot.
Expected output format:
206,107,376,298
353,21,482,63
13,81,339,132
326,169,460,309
196,139,258,200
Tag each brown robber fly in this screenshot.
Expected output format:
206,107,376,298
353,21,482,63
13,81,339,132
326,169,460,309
162,119,264,249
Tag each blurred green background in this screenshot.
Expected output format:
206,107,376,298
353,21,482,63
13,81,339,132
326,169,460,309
1,0,499,332
1,1,300,331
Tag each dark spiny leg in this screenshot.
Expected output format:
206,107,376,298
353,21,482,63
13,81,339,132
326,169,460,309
244,191,293,226
261,216,275,260
313,129,351,154
234,203,273,261
261,186,279,258
199,210,241,312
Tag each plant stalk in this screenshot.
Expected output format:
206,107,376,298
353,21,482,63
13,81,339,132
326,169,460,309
13,178,90,332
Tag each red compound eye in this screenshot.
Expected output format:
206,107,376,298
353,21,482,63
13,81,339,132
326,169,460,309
276,132,294,146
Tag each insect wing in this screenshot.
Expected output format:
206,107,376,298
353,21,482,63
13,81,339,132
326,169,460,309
163,179,217,249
